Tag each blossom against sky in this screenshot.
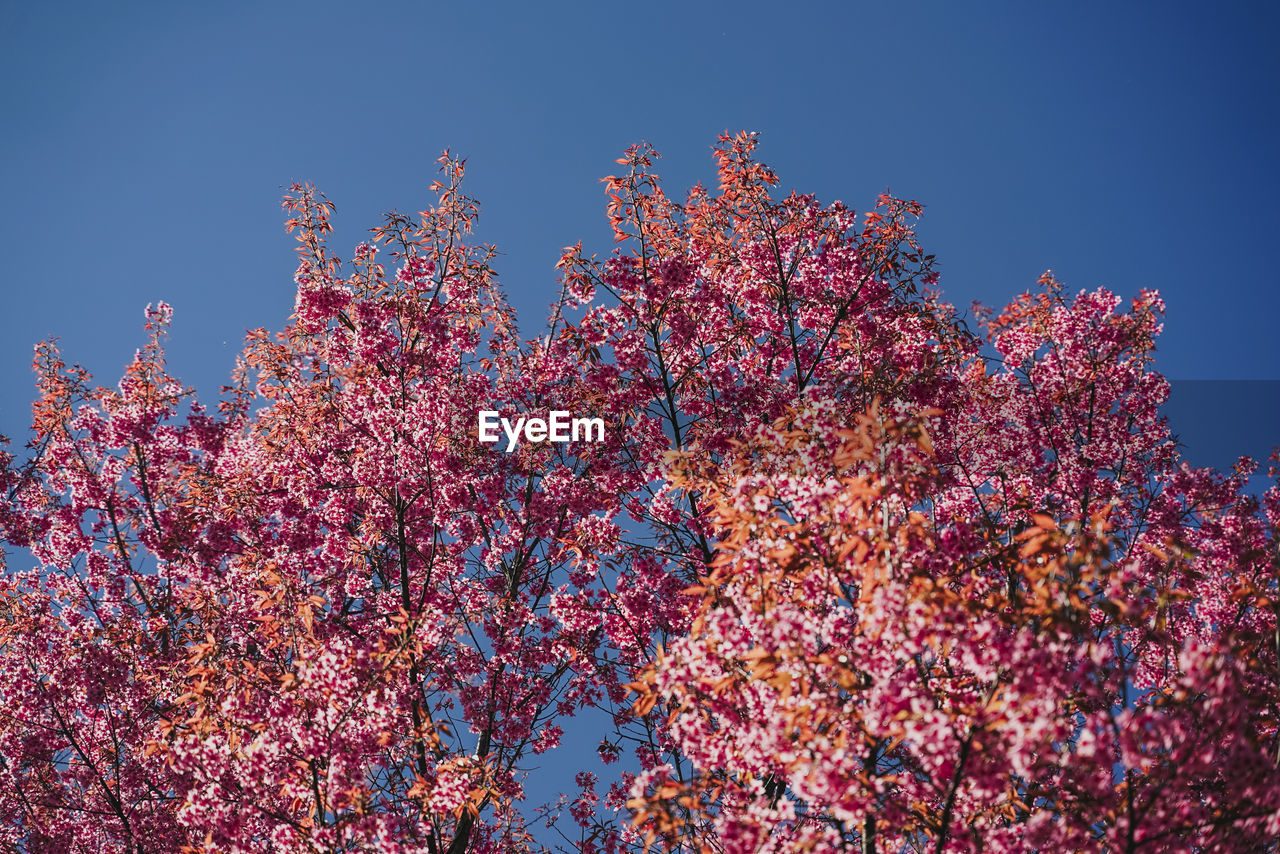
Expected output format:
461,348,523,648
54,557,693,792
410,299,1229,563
1,1,1276,458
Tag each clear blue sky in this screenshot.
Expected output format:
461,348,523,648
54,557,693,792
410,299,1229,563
1,2,1276,454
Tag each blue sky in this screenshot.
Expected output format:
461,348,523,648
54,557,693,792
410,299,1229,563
1,3,1276,451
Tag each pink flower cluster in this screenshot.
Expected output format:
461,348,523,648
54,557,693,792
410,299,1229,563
0,139,1275,854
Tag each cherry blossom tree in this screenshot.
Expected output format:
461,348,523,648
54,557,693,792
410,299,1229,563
1,134,1275,853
